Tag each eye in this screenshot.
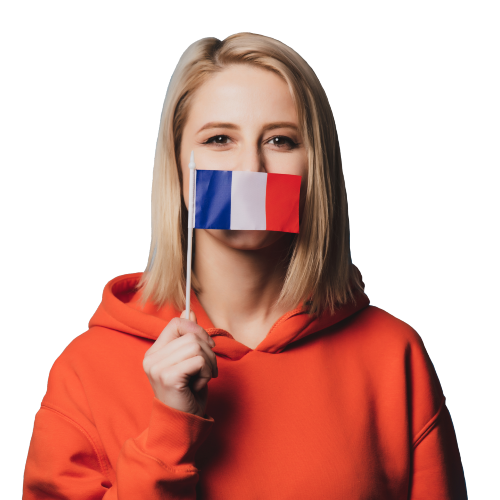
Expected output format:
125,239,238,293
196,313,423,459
204,135,232,145
267,136,298,150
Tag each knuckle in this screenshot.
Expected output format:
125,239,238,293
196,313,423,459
203,358,210,368
188,342,203,356
195,355,206,368
159,370,174,387
148,364,161,381
170,317,181,330
184,332,197,342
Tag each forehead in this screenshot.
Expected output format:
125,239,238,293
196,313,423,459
187,64,297,125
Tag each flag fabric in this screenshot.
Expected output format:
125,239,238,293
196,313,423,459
194,170,301,233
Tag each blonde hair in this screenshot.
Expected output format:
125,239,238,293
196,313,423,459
137,32,365,315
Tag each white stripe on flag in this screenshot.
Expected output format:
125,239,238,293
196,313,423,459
230,171,267,230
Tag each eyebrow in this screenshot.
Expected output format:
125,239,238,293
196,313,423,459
197,121,299,134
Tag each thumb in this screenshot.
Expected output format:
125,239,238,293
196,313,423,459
180,309,198,323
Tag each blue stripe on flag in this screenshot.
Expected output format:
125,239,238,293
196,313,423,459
195,170,232,230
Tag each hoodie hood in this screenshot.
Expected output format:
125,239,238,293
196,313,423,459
89,272,370,360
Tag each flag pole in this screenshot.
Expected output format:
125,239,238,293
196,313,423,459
184,151,196,319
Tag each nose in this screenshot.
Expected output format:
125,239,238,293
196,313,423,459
234,144,266,173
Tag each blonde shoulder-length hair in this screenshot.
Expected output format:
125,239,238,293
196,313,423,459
136,32,365,315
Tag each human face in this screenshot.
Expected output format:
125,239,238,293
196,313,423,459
179,64,308,251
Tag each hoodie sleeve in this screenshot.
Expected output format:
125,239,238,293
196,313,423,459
409,400,467,499
23,397,214,499
406,331,467,499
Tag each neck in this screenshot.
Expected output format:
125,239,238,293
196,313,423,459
193,230,293,348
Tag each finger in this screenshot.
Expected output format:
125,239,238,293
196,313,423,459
146,335,218,378
144,332,217,380
146,317,213,355
180,309,197,323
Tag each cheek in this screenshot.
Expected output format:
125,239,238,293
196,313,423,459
289,160,307,180
181,170,189,208
266,150,308,181
179,130,195,209
178,157,191,210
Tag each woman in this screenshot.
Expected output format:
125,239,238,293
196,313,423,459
23,33,467,499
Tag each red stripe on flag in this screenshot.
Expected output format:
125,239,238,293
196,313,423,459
265,173,301,233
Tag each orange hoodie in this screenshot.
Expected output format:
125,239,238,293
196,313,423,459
23,272,467,499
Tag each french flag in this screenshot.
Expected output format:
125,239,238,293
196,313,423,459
194,170,301,233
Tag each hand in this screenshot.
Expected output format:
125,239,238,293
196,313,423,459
143,311,218,417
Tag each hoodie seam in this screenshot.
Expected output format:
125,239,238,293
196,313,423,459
40,404,110,479
266,308,308,337
129,439,199,474
412,396,446,449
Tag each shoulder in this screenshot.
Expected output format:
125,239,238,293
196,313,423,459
42,326,149,419
342,304,429,359
44,328,122,386
337,304,444,398
350,305,445,425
